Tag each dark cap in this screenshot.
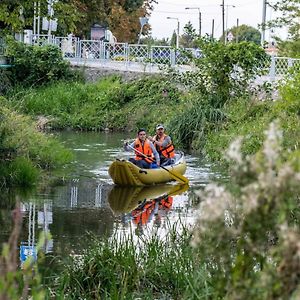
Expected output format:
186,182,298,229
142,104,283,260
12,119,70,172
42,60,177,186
138,128,146,134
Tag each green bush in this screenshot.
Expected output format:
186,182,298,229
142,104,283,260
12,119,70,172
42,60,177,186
5,39,79,87
0,157,39,188
192,122,300,299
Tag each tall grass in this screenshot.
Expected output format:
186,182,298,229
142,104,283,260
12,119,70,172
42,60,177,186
203,75,300,161
53,223,212,299
5,75,184,133
0,104,73,187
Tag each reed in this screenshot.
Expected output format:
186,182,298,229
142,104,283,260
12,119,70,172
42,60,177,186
53,223,212,299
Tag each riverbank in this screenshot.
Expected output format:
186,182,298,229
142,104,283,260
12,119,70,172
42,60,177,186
0,102,73,188
4,72,299,160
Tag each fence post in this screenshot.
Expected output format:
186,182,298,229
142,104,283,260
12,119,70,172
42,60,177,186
288,58,293,69
269,55,276,81
125,43,129,70
170,49,176,66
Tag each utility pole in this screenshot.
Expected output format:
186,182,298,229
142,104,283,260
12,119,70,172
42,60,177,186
222,0,225,42
211,19,215,40
236,18,239,43
33,2,41,37
185,7,201,36
199,11,202,36
261,0,267,47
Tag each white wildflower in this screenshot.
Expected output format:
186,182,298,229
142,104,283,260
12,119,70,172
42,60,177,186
263,122,282,168
226,137,243,165
241,183,260,213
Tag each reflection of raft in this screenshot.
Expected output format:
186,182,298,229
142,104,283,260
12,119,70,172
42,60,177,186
108,184,188,215
108,152,187,186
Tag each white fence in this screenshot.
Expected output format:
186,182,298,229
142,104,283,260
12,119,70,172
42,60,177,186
3,34,300,80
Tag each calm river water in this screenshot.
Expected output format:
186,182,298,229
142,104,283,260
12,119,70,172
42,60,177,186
0,131,223,262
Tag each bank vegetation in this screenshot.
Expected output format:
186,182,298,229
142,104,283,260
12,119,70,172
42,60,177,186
0,38,299,299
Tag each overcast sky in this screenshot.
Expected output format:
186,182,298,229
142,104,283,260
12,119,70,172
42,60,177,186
149,0,287,41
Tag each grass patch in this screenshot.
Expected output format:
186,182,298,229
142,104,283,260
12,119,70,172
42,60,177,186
0,103,73,187
53,224,212,299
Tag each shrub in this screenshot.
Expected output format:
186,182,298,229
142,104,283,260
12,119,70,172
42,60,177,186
5,39,77,87
192,122,300,299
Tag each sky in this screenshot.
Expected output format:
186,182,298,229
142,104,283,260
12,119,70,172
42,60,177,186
149,0,287,42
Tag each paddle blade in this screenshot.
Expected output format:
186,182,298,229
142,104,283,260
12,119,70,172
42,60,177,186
162,166,189,185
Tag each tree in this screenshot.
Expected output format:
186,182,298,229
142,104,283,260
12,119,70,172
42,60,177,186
266,0,300,57
0,0,35,34
0,0,156,43
267,0,300,40
220,24,261,45
179,21,198,48
170,30,177,47
0,0,80,37
67,0,156,42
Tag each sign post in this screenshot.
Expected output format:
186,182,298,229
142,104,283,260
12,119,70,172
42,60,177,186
138,17,149,44
227,31,234,42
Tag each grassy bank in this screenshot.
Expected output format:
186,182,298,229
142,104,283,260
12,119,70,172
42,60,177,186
5,75,185,133
5,72,299,163
202,75,300,162
0,101,73,187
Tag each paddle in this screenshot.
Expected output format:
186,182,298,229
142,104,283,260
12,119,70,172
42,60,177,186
126,144,189,185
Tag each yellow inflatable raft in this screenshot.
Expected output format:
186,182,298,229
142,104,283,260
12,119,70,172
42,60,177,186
108,183,189,215
108,151,187,186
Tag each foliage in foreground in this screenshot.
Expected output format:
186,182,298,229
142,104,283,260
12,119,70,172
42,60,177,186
193,122,300,299
0,102,73,187
53,226,211,299
0,200,46,300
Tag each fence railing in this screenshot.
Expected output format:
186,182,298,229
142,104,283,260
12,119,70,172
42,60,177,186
4,34,300,80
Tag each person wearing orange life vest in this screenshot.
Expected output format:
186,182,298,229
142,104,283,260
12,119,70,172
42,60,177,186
149,124,175,166
124,128,160,169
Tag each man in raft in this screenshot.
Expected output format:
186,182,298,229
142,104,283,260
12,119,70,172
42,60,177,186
124,128,160,169
148,124,175,166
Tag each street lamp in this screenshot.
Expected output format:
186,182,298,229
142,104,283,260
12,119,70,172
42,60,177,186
167,17,180,48
185,7,201,36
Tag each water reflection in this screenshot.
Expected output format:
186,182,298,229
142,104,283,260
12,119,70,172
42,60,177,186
109,184,189,233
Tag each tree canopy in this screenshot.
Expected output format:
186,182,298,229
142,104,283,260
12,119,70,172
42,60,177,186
179,22,198,48
220,25,261,45
0,0,156,43
267,0,300,57
268,0,300,39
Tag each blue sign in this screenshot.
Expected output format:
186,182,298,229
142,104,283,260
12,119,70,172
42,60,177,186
20,245,37,264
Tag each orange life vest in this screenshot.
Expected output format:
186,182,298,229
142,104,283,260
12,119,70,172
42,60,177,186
159,196,173,210
153,134,175,158
134,139,153,163
132,201,156,225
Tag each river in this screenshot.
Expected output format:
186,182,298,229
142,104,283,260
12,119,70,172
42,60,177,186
0,131,223,263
